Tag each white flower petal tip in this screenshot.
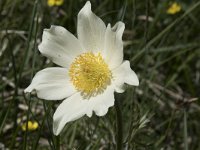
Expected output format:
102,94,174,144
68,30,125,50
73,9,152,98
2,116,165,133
78,1,106,53
122,60,139,86
79,1,91,14
112,21,125,33
86,110,93,118
24,86,32,93
114,84,125,93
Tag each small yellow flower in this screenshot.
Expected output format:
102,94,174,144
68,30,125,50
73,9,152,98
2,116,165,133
47,0,64,7
21,121,39,131
167,2,181,15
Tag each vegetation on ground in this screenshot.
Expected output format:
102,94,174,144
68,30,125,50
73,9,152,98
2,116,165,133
0,0,200,149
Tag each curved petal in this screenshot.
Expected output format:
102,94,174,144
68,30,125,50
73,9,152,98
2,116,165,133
77,1,106,53
39,25,84,68
112,61,139,93
103,22,125,69
88,86,115,116
24,67,76,100
53,93,87,135
53,86,115,135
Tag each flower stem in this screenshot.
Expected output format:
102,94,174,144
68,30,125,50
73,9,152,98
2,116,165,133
184,108,188,150
56,135,60,150
115,99,123,150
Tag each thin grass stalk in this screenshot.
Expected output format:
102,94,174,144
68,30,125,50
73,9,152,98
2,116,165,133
69,123,77,148
18,0,38,83
114,1,127,149
184,108,188,150
43,101,56,149
33,103,54,150
115,99,123,150
56,135,60,150
23,1,38,149
4,34,19,146
143,0,149,99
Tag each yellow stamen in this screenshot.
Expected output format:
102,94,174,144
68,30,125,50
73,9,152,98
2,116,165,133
69,52,112,98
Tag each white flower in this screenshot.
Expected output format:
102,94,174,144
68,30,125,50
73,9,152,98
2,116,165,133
24,1,139,135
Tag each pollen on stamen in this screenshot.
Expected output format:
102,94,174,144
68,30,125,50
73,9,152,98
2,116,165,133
69,52,112,98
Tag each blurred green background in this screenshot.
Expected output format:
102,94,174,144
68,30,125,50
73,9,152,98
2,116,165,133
0,0,200,149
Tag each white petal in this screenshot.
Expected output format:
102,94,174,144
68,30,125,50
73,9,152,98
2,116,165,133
24,67,76,100
112,61,139,93
53,86,115,135
87,86,115,116
53,93,88,135
39,25,84,68
113,83,125,93
77,1,106,53
103,22,125,69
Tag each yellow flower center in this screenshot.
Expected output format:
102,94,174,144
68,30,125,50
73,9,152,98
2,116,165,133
69,52,112,98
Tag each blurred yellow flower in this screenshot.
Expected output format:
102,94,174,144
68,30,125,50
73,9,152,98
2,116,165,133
47,0,64,7
21,121,38,131
167,2,181,14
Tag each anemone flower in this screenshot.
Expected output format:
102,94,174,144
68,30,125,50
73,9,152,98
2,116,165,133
25,1,139,135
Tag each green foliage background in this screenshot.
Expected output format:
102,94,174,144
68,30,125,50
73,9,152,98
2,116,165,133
0,0,200,149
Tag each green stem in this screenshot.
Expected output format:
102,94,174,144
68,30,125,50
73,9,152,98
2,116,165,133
56,135,60,150
43,102,56,149
115,99,123,150
184,108,188,150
